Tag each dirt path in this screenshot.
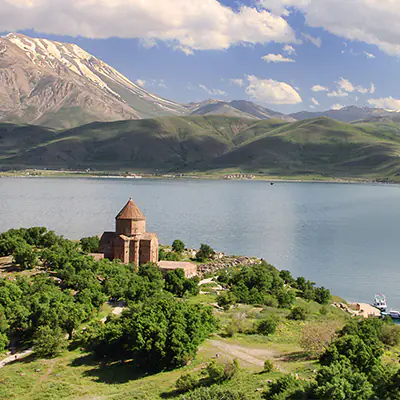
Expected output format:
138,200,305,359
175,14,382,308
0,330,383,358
0,349,33,369
205,340,278,367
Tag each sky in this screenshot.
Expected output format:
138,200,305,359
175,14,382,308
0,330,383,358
2,0,400,113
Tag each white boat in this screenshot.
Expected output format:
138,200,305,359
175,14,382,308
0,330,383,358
372,294,387,311
387,310,400,319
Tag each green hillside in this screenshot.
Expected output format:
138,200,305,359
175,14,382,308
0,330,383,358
1,115,400,181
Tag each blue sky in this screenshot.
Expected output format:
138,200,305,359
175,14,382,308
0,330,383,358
2,0,400,113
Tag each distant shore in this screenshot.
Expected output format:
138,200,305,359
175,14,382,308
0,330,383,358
0,169,397,185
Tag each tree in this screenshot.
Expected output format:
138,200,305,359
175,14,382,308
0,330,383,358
165,269,186,297
314,287,332,305
287,306,309,321
172,239,185,253
196,244,214,262
33,325,66,358
13,243,37,269
263,359,275,373
176,373,199,392
217,292,237,310
80,236,100,253
300,322,339,357
279,270,294,285
257,317,278,336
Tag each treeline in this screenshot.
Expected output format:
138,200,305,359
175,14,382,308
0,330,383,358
0,227,211,367
216,264,331,310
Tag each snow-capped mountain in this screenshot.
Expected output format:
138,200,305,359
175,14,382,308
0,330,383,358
0,33,186,128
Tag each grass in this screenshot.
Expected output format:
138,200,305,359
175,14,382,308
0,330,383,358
0,116,400,181
0,294,351,399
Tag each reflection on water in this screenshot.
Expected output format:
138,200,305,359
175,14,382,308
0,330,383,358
0,177,399,309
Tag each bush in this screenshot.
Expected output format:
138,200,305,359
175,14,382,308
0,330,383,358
300,322,339,357
179,386,251,400
263,359,275,373
33,325,66,358
257,317,278,336
217,292,237,310
380,324,400,347
206,359,240,383
172,240,185,253
80,236,100,253
287,306,308,321
196,244,214,262
13,244,37,269
176,373,199,392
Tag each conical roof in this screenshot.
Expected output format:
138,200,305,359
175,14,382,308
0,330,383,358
116,198,146,220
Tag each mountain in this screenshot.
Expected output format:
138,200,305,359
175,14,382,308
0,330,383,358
290,106,391,123
0,33,186,129
189,100,295,122
1,116,399,181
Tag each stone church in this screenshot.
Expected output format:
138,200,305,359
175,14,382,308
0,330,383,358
99,198,159,265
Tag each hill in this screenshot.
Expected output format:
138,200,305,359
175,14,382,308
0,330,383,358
0,116,399,180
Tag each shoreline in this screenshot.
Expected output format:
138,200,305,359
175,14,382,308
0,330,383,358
0,170,397,185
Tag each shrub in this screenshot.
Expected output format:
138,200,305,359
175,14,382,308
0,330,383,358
300,322,339,357
176,373,199,392
287,306,308,321
196,244,214,262
13,244,37,269
263,359,275,373
380,324,400,347
206,361,225,382
217,292,237,310
80,236,100,253
179,386,251,400
257,317,278,336
172,239,185,253
33,325,66,358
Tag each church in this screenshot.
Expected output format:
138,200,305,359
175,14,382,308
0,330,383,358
99,198,159,265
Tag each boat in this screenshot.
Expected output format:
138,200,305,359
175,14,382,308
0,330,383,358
372,294,387,311
387,310,400,320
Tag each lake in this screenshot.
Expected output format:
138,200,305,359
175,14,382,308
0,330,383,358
0,177,399,310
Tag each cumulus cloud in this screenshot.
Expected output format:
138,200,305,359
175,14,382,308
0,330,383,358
312,85,329,92
199,84,226,96
331,103,344,110
261,53,295,63
336,77,375,95
0,0,297,53
230,79,245,87
262,0,400,56
327,90,349,98
245,75,302,105
136,79,146,88
368,97,400,110
311,97,319,106
283,44,296,55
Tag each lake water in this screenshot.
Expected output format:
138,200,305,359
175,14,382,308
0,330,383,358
0,177,399,310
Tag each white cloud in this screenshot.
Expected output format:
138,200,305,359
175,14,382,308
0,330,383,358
136,79,146,88
331,103,344,110
0,0,297,53
137,78,167,89
245,75,302,105
230,79,245,87
283,44,296,55
368,97,400,110
336,77,375,95
262,0,400,56
301,33,321,48
312,85,329,92
364,51,376,59
327,90,349,98
199,84,226,96
311,97,319,106
261,53,295,63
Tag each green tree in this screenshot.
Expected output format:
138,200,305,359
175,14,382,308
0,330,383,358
80,236,100,253
314,287,332,305
13,243,37,269
257,317,278,336
196,244,214,262
33,325,66,358
176,373,199,392
287,306,309,321
172,239,185,253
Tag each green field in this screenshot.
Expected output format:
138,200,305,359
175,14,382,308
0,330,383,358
1,115,399,181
